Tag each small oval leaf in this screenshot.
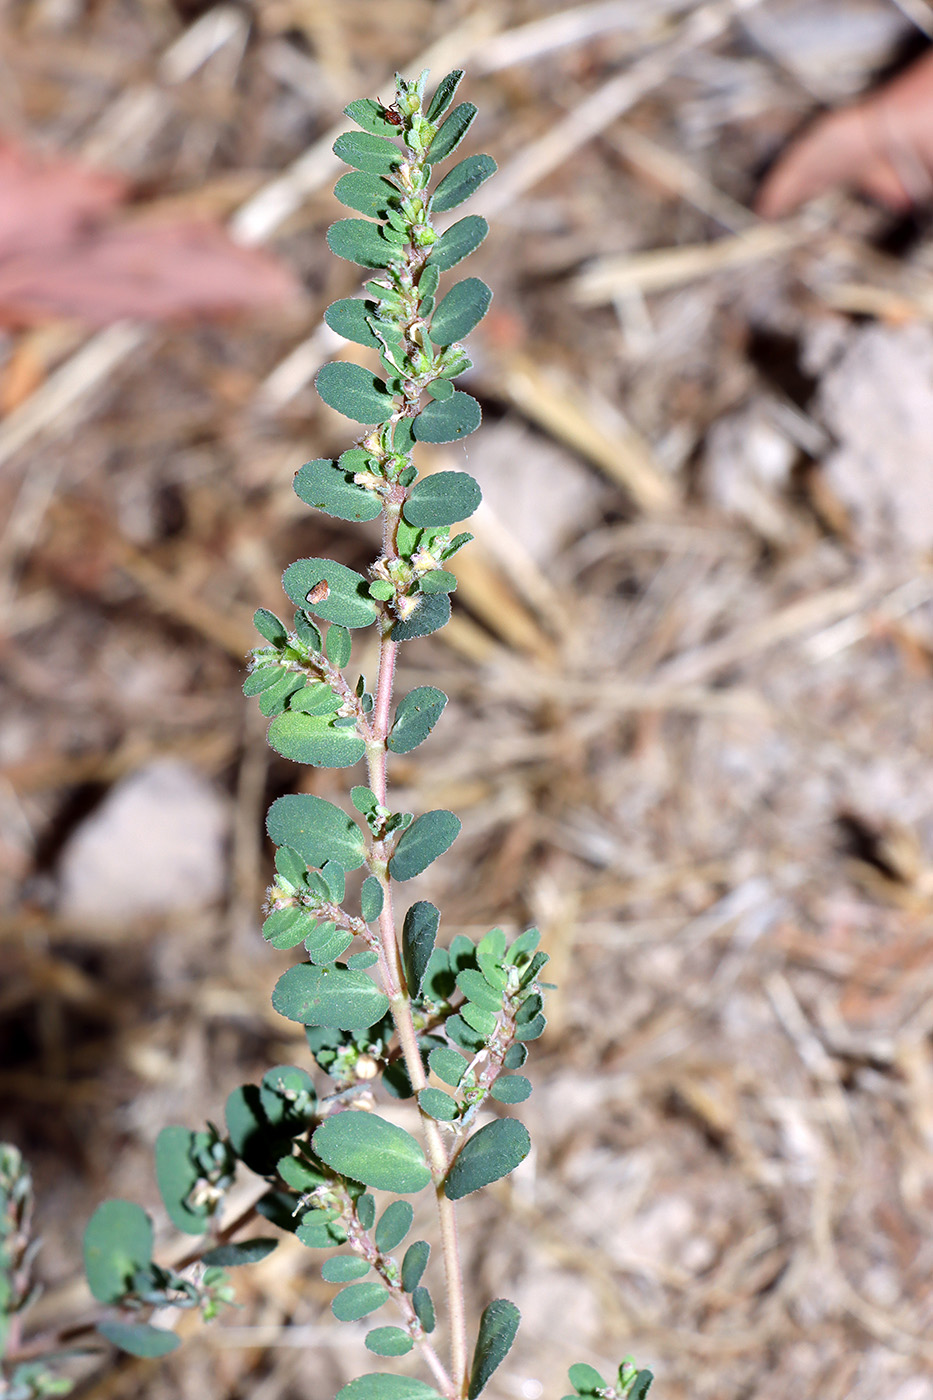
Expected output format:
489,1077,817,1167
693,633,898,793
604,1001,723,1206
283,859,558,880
432,154,497,213
431,278,492,346
391,592,451,642
332,1281,389,1321
374,1200,414,1252
334,171,398,216
388,686,448,753
404,472,481,527
268,712,366,768
97,1321,180,1359
444,1118,531,1200
366,1326,414,1357
336,1377,443,1400
333,130,402,175
84,1201,153,1303
201,1238,278,1267
403,901,440,996
313,1111,431,1193
294,456,382,521
401,1239,430,1292
316,361,394,425
283,557,378,630
428,102,477,162
413,393,482,444
267,793,367,870
389,810,461,881
468,1299,521,1399
327,218,400,269
428,215,489,271
272,963,390,1030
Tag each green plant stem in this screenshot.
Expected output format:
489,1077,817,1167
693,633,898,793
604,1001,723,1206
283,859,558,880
366,621,469,1400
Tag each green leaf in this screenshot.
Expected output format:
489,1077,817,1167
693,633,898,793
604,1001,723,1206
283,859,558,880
334,172,399,222
460,1001,497,1036
267,793,367,870
327,218,400,269
262,906,313,949
418,1087,458,1121
275,845,308,885
322,1255,370,1282
294,456,382,521
360,875,384,922
268,712,366,768
428,102,477,162
305,922,354,964
344,99,402,137
155,1127,211,1235
332,1281,389,1321
283,557,378,630
278,1153,326,1192
414,392,482,444
357,1192,376,1229
201,1238,278,1267
313,1111,431,1193
401,1239,430,1292
444,1118,531,1200
290,683,342,718
456,969,502,1012
428,1045,467,1087
226,1084,301,1176
273,963,390,1030
432,154,497,213
627,1372,654,1399
515,1013,546,1041
404,472,481,527
491,1075,532,1104
323,297,383,349
336,1377,443,1400
402,902,439,995
428,215,489,271
412,1285,435,1332
426,378,454,401
426,70,464,124
97,1321,179,1359
333,130,402,175
431,278,492,345
327,627,353,669
391,592,451,642
503,1043,528,1069
388,686,448,753
316,360,394,424
253,608,287,645
366,1326,414,1357
419,570,457,593
375,1200,414,1252
468,1299,520,1398
348,949,378,969
296,1207,347,1248
84,1201,153,1303
568,1364,605,1394
243,664,284,697
390,810,460,881
446,1013,485,1052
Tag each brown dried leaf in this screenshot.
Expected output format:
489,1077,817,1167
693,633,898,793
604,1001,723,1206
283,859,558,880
757,49,933,218
0,140,300,326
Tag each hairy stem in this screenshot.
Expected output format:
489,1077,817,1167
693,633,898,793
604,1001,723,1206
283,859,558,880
367,620,468,1399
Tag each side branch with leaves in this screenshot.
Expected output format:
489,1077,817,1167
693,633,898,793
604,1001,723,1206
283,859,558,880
1,69,652,1400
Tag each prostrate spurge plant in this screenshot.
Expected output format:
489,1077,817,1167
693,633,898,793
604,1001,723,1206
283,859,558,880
3,69,653,1400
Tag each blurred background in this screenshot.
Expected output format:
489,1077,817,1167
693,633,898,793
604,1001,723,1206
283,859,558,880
2,1,933,1397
